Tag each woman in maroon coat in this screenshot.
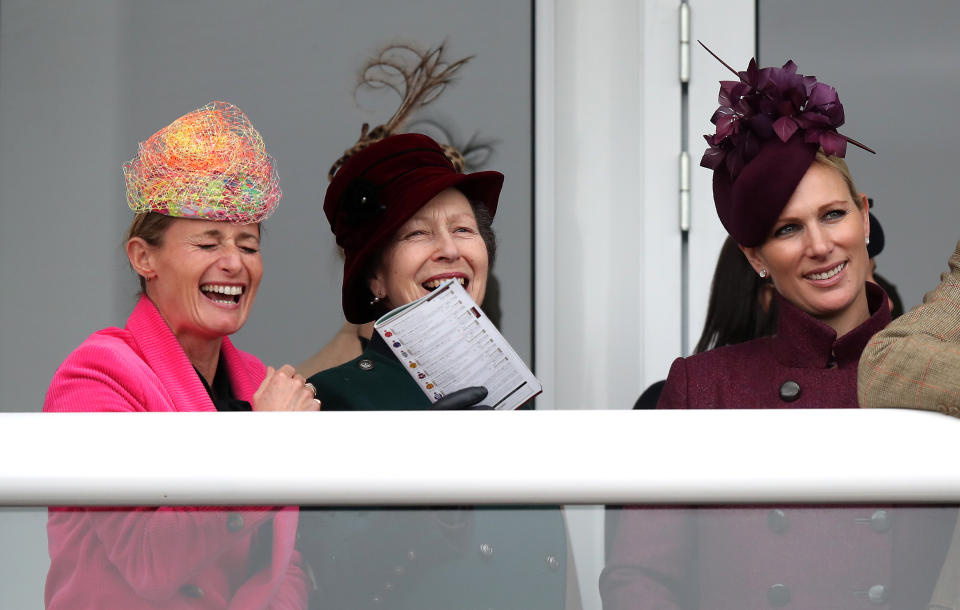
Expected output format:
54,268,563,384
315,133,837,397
600,51,956,609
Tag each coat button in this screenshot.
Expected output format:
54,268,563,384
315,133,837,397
479,543,494,559
856,510,892,533
779,381,801,402
226,513,244,532
180,584,205,598
868,584,889,604
545,554,561,571
358,359,375,371
870,510,891,533
767,509,789,533
767,584,791,607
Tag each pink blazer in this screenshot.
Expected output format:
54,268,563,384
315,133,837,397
43,296,309,609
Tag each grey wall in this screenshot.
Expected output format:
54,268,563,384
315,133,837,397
0,0,128,412
759,0,960,311
0,0,532,413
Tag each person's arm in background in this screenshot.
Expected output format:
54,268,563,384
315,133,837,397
858,241,960,414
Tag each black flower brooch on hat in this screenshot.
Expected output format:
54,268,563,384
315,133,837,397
333,176,386,251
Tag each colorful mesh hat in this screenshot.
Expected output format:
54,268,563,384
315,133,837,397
326,133,503,323
699,43,872,246
123,101,281,223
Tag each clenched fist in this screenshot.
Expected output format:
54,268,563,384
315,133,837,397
252,364,321,412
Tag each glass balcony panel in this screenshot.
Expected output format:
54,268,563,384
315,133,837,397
602,505,958,610
6,505,958,609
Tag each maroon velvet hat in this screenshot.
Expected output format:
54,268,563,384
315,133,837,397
325,133,504,323
699,44,872,246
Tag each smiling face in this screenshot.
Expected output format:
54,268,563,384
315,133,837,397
741,161,871,336
130,218,263,345
369,188,489,308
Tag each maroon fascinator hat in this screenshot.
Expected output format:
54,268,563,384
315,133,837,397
699,42,873,246
325,133,503,323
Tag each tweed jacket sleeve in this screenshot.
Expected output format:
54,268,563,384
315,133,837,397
858,241,960,414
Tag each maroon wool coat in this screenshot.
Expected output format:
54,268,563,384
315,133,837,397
657,282,891,410
600,283,957,609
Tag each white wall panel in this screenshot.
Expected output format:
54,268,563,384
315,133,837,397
685,0,756,355
536,0,685,416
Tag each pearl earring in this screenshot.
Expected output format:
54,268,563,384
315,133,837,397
759,269,768,278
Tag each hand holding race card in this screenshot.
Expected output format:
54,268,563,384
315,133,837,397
374,279,541,410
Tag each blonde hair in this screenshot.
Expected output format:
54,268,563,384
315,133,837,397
813,151,863,209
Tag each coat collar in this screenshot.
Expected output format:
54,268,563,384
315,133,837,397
772,281,891,369
125,295,256,410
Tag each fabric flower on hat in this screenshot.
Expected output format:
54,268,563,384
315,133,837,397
701,56,853,178
123,101,281,224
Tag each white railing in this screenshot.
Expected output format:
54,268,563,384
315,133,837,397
3,408,959,506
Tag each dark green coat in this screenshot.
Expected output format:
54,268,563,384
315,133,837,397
303,336,570,610
308,336,430,411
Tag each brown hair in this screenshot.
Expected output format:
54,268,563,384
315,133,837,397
471,200,496,266
814,151,863,209
125,212,177,292
695,236,777,354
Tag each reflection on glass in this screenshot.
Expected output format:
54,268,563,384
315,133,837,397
45,506,308,608
36,506,572,609
7,505,957,608
298,507,571,609
602,506,957,609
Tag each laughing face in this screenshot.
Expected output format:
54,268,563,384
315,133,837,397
741,161,871,335
369,188,489,309
134,218,263,344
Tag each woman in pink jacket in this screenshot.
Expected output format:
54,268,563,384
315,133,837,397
43,101,318,609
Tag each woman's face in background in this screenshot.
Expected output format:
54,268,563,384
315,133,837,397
140,218,263,343
369,188,489,308
742,162,870,333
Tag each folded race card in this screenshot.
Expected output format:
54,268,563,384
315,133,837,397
374,279,542,410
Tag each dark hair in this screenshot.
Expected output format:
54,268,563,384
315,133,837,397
125,212,178,292
364,199,496,317
694,236,778,354
872,272,904,319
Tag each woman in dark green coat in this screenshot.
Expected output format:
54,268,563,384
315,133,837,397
306,129,502,412
299,51,575,608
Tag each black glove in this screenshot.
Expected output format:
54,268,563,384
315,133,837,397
430,386,492,410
